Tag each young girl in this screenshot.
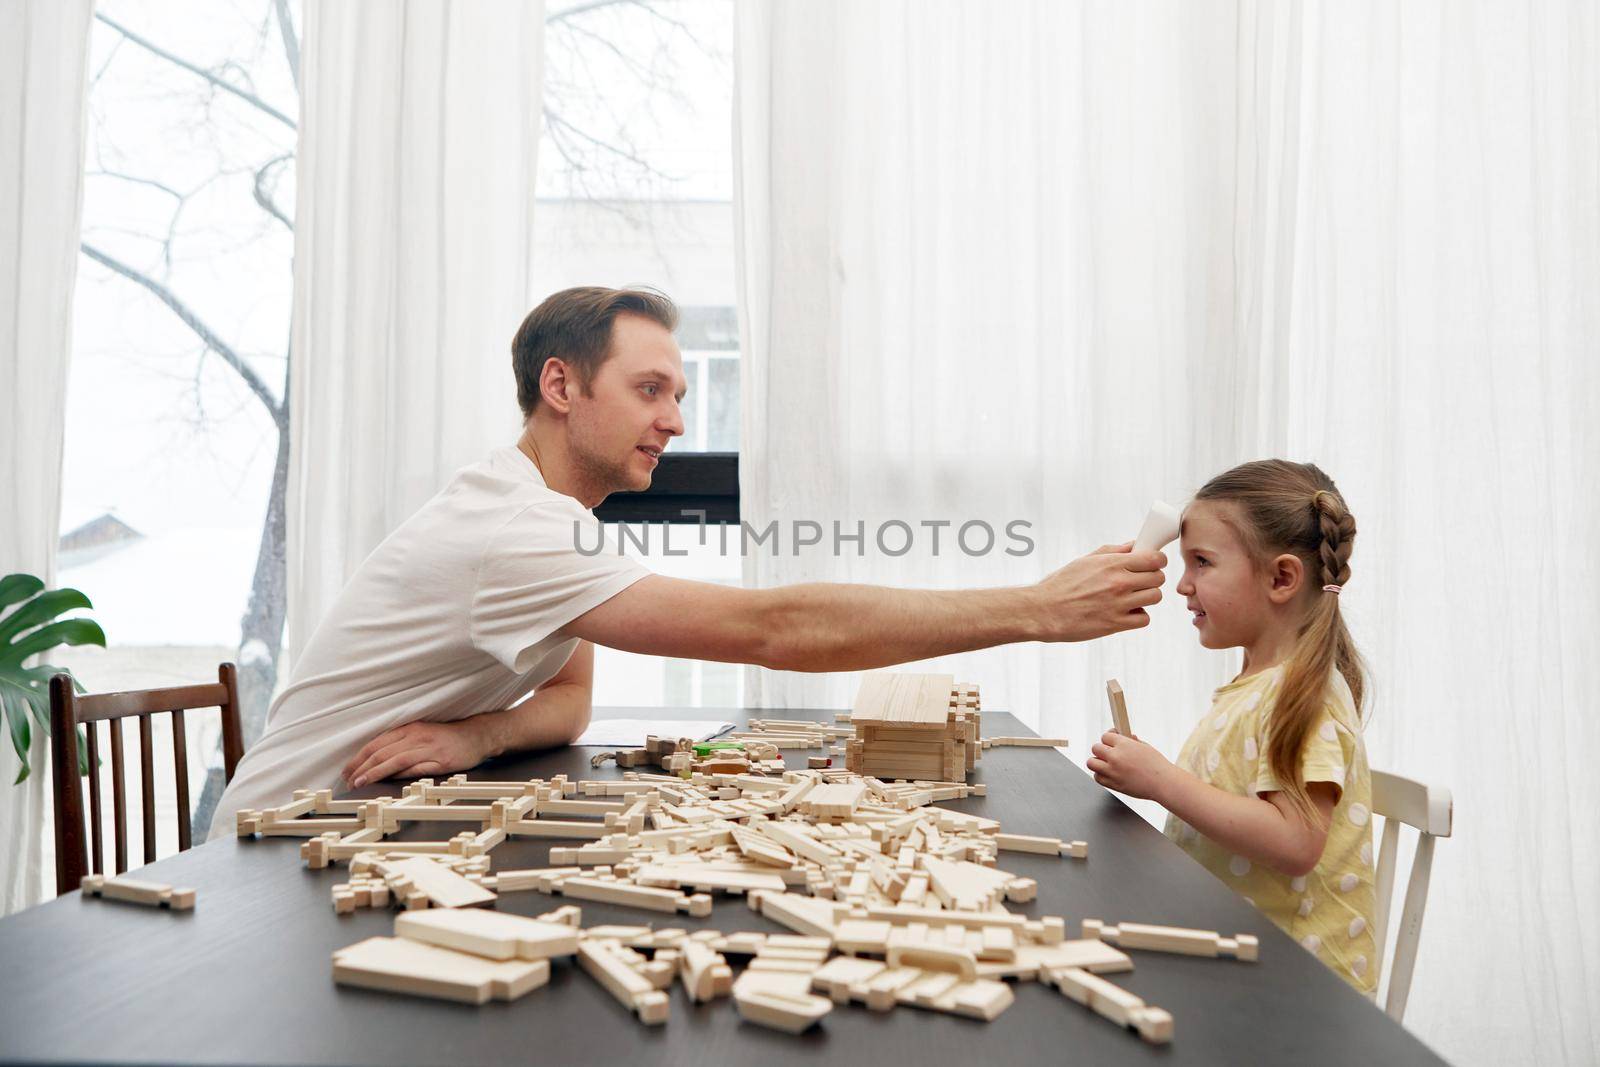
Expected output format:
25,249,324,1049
1086,459,1379,995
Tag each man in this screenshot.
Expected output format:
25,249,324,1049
209,287,1165,837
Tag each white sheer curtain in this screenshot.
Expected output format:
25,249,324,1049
288,0,546,661
735,2,1599,1062
0,0,96,915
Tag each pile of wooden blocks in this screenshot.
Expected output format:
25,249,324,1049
236,702,1255,1044
844,673,982,782
589,734,786,777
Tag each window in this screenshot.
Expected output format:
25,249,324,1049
537,0,742,707
53,1,744,863
59,0,302,848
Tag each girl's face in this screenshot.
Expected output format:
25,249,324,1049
1175,499,1277,650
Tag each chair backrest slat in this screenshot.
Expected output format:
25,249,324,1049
1369,768,1452,1023
1371,815,1402,965
84,719,103,875
49,662,245,896
1384,833,1437,1021
219,663,243,780
48,677,87,894
76,682,231,722
172,709,191,852
138,714,157,865
108,719,127,874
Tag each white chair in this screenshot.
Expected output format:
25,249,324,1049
1370,769,1454,1022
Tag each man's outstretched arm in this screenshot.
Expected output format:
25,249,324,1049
342,640,594,788
561,543,1167,672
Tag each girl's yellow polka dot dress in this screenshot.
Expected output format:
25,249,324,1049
1164,666,1380,994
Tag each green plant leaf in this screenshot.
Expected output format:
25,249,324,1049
0,576,104,785
0,588,93,647
3,688,31,782
0,574,45,611
0,619,107,670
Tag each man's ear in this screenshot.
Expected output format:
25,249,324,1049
539,358,576,414
1266,553,1305,604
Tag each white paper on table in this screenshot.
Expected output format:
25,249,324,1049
571,719,736,747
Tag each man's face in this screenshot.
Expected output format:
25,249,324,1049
565,313,687,495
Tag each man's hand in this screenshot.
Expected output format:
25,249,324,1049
1033,542,1167,642
1086,730,1177,801
342,719,488,789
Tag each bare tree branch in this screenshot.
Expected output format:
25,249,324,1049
93,12,297,131
90,34,125,88
543,105,676,177
547,0,640,27
272,0,300,92
252,153,294,231
87,168,183,201
80,242,286,427
557,18,657,84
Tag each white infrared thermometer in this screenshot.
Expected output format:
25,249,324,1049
1132,500,1181,554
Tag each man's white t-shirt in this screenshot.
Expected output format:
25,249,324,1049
207,446,647,839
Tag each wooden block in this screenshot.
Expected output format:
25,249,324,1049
750,891,839,939
900,971,1015,1021
862,905,1028,935
332,936,548,1004
979,925,1017,962
993,832,1068,856
1003,877,1038,903
858,965,925,1010
733,987,833,1032
557,877,713,918
757,821,840,864
834,918,893,955
632,865,787,894
1081,919,1258,961
986,736,1070,748
747,957,826,975
80,875,195,911
535,904,583,927
976,939,1134,979
731,827,797,868
802,782,868,819
503,818,612,840
385,857,497,909
576,941,669,1024
811,955,887,1003
678,940,731,1002
886,927,978,980
1044,965,1173,1044
395,909,578,961
921,857,1012,910
1107,679,1132,736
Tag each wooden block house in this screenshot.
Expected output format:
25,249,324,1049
844,673,981,781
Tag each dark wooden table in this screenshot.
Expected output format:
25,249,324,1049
0,708,1446,1065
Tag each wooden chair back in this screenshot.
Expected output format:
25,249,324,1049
1369,768,1454,1022
49,663,245,895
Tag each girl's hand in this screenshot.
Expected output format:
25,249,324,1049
1087,731,1175,802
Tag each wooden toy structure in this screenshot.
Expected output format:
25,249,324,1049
844,674,982,782
221,681,1260,1045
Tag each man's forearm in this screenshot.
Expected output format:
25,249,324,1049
566,548,1164,671
463,680,592,761
753,583,1046,672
